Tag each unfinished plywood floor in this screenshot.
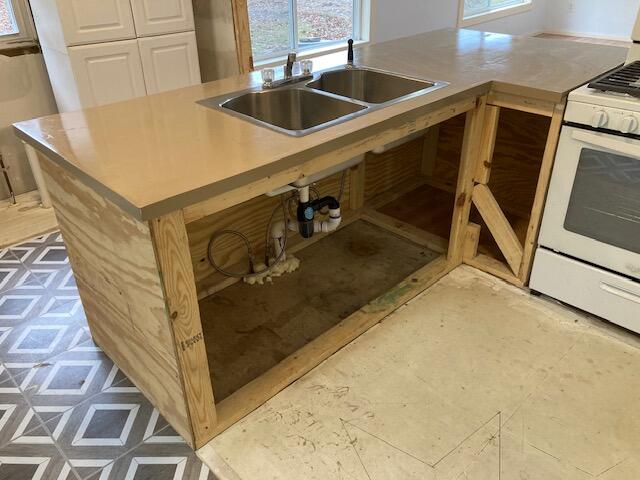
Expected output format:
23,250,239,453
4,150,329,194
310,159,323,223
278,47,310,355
200,220,441,400
0,191,57,249
199,266,640,480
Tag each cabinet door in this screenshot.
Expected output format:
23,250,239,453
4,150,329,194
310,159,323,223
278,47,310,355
130,0,194,37
69,40,147,107
138,32,201,94
58,0,136,45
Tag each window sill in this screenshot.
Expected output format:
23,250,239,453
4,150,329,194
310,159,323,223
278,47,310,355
458,2,533,28
255,40,369,70
0,41,40,57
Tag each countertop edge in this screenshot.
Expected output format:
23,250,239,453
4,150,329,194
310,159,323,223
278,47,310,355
15,85,490,221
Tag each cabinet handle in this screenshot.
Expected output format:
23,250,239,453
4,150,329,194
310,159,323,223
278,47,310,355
600,282,640,304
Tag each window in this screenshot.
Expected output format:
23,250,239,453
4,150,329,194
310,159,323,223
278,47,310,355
247,0,366,63
0,0,36,49
459,0,532,27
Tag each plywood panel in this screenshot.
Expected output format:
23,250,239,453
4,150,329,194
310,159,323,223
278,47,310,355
38,154,193,445
364,136,423,200
150,211,217,447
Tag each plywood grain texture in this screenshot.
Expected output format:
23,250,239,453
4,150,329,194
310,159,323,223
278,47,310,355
37,153,194,445
472,184,524,275
150,211,217,448
518,104,565,282
448,96,487,265
364,137,423,200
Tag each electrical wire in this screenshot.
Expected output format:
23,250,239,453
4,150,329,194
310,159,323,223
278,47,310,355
207,195,289,278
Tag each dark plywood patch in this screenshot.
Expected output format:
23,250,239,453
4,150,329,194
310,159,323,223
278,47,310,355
199,220,440,400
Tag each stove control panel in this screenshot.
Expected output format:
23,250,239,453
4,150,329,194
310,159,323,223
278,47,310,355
566,101,640,135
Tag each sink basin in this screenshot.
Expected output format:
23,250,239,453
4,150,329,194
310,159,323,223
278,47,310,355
199,88,366,136
197,66,447,136
307,68,438,104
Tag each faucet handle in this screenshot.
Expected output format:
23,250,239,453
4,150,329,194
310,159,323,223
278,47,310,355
261,68,275,87
347,39,354,66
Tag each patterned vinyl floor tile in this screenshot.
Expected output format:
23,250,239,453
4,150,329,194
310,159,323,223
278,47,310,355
0,233,218,480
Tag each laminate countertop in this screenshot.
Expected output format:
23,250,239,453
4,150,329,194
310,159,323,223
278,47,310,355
14,28,627,220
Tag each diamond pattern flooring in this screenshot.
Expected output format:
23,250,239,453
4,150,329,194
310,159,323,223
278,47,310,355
0,233,216,480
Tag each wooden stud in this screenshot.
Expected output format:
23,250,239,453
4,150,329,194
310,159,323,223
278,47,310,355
150,211,217,449
472,184,524,275
448,95,487,265
230,0,253,74
421,125,440,177
475,105,500,184
518,103,565,283
463,222,481,262
211,255,453,436
349,161,366,211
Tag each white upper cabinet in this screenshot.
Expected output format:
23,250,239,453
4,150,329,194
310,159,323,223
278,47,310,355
138,32,201,94
68,40,147,107
130,0,195,37
57,0,136,45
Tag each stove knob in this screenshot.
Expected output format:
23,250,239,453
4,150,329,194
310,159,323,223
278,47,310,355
621,115,639,134
591,110,609,128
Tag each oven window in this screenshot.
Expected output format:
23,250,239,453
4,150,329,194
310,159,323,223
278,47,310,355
564,147,640,253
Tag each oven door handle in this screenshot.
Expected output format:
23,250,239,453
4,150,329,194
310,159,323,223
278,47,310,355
572,129,640,160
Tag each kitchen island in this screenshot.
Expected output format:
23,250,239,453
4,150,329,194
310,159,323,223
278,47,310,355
13,28,626,450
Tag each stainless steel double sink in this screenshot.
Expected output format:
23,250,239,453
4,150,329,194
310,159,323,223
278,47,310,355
198,66,448,137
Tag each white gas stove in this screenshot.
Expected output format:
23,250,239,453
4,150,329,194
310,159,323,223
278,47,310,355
530,29,640,334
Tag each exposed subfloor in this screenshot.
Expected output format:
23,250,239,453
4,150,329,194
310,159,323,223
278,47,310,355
200,220,441,400
200,266,640,480
0,191,58,250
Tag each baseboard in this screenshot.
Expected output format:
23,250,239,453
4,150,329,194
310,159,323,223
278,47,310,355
540,30,630,43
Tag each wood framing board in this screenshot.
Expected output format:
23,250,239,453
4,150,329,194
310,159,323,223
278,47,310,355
472,183,524,275
475,105,500,184
230,0,253,73
181,96,477,224
463,222,482,262
466,253,523,287
211,254,453,437
37,154,195,446
150,212,217,448
487,91,555,117
448,95,488,265
361,208,448,253
518,103,566,283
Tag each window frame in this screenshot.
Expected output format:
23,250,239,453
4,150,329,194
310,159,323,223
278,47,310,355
250,0,369,63
0,0,37,50
457,0,533,28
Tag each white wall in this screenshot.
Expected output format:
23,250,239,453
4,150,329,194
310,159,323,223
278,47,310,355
371,0,548,44
0,52,57,199
546,0,640,39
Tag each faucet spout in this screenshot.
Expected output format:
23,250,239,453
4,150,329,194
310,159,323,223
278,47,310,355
285,52,297,78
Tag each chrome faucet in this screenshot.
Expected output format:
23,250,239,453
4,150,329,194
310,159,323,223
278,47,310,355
285,52,296,78
261,52,313,89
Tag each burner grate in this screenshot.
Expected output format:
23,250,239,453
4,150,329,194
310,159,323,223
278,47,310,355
589,61,640,97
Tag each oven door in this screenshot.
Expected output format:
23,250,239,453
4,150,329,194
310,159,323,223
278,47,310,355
539,125,640,280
